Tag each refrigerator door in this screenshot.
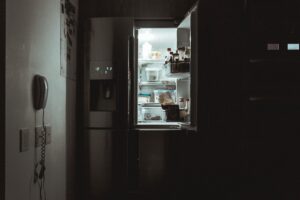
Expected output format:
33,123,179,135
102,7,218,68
243,96,300,198
190,5,199,129
177,3,199,129
86,18,135,129
83,17,135,199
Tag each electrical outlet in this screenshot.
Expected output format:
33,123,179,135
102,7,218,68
20,128,30,152
35,125,51,147
45,125,51,145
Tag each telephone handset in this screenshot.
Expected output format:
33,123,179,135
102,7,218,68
33,75,48,110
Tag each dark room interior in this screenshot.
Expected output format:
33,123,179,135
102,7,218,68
1,0,300,200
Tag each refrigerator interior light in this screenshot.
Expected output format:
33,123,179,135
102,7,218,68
142,42,152,60
139,29,155,42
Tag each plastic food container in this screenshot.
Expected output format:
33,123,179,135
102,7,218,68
141,107,163,121
138,93,151,104
145,68,161,82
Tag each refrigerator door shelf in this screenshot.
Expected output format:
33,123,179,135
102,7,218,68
165,72,190,80
164,62,190,73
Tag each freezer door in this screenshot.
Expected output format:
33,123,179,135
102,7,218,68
86,18,135,129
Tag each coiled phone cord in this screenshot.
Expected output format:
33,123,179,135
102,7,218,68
34,109,47,200
41,109,46,165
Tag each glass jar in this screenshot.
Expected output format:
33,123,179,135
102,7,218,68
178,97,186,109
185,98,190,114
173,52,179,62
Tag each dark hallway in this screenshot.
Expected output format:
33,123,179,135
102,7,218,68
2,0,300,200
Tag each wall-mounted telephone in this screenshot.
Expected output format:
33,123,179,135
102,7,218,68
33,75,48,110
33,74,48,200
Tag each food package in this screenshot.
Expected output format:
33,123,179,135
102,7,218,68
153,90,176,105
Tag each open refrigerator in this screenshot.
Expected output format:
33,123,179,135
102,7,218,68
83,2,199,198
135,13,197,128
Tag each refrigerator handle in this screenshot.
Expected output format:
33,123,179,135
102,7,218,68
128,35,135,128
128,36,134,78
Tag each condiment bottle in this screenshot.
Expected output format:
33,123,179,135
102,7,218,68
169,52,174,63
178,47,185,61
173,50,179,62
185,98,190,113
179,97,185,109
165,48,172,63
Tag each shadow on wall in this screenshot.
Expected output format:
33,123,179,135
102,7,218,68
0,0,5,198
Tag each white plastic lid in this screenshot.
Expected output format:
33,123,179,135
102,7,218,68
145,68,161,71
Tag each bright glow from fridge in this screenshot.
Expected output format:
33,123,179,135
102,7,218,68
136,28,191,127
138,29,155,41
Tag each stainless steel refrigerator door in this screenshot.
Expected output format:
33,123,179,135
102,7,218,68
83,17,134,200
86,17,135,129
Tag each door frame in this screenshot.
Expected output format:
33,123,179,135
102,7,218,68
0,0,5,198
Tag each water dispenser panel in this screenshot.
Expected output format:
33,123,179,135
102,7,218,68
90,61,113,80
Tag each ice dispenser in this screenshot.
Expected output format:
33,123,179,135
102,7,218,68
90,80,116,111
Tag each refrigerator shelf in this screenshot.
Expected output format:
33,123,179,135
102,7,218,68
139,59,165,65
138,121,189,125
139,81,176,86
140,103,161,107
137,122,190,129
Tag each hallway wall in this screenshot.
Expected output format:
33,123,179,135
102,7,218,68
5,0,76,199
0,0,5,199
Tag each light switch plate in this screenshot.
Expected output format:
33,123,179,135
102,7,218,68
35,125,51,147
20,129,30,152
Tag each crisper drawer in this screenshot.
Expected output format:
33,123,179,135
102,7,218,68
140,106,164,121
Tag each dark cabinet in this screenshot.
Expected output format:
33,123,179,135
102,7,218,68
132,129,200,200
240,98,300,200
